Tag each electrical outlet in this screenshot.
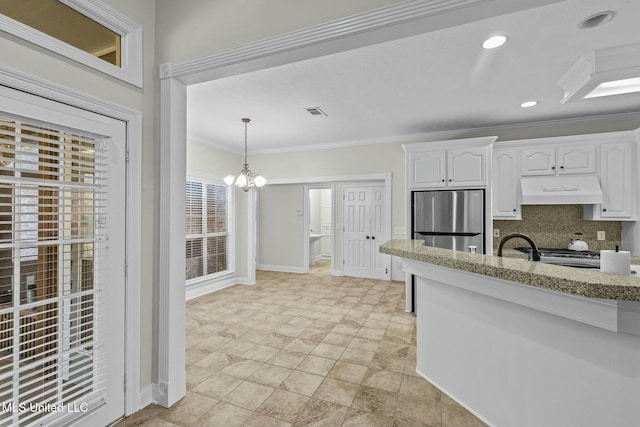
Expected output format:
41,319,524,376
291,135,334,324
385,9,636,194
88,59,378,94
493,229,500,237
597,231,605,241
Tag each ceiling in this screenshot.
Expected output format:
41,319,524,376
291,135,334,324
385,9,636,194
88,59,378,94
187,0,640,154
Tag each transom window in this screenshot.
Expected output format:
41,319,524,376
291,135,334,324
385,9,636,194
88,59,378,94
0,0,142,87
0,0,121,66
185,177,232,282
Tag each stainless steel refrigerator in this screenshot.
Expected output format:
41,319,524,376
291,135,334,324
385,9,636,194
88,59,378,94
409,189,485,311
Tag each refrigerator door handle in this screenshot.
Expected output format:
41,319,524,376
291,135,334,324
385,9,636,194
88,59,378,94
415,232,481,237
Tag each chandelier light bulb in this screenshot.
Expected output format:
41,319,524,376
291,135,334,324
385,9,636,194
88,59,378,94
235,173,248,187
222,118,267,191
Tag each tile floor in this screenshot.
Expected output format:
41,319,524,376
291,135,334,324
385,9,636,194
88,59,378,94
116,260,486,427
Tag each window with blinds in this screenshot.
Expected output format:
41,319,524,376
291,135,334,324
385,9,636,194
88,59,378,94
0,117,107,426
185,179,232,282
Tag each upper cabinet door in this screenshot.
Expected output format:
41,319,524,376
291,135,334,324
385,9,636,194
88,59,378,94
557,145,596,175
522,144,596,176
521,147,556,176
447,147,486,187
492,149,520,219
411,150,446,188
599,142,633,218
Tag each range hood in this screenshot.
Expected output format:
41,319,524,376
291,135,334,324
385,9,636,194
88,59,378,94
520,175,603,205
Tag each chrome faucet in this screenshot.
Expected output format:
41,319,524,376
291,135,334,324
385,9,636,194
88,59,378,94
497,233,541,261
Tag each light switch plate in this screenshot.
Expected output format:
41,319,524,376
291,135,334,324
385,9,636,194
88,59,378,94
597,231,605,241
395,226,406,235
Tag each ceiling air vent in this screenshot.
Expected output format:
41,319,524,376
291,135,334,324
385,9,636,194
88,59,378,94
304,106,328,117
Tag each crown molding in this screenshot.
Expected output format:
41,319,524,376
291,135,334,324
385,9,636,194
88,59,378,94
160,0,563,84
241,110,640,155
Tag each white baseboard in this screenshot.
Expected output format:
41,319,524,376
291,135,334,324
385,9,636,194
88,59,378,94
333,269,342,276
235,277,255,285
257,264,306,274
186,276,237,300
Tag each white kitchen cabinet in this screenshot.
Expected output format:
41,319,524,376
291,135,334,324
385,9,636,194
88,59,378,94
410,150,446,188
520,146,555,176
408,147,486,188
492,148,520,219
521,144,595,176
447,147,486,187
595,141,633,219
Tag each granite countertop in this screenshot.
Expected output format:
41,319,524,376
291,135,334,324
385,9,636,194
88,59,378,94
381,240,640,302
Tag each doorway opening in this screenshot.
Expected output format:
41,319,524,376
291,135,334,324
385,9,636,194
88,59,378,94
306,187,333,276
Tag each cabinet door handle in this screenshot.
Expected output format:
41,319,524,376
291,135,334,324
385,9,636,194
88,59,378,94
371,236,376,240
448,179,452,182
441,179,445,183
551,166,556,170
602,208,607,212
513,208,517,212
560,165,564,169
366,236,370,239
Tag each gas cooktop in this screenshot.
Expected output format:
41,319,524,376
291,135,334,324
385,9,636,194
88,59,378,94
514,247,600,268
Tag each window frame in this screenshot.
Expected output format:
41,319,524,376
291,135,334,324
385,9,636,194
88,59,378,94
185,172,234,286
0,0,143,88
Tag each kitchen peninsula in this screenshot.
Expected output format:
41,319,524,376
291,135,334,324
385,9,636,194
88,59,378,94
381,239,640,427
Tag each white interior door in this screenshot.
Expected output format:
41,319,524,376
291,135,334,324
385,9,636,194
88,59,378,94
343,185,386,279
343,187,371,278
0,87,125,427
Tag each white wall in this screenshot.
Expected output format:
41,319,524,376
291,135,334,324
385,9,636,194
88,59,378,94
253,142,407,240
155,0,405,64
258,184,305,271
0,0,157,391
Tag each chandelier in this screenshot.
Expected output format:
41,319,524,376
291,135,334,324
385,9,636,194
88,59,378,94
223,118,266,191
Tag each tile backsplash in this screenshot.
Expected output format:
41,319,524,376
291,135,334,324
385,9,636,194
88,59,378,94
493,205,622,251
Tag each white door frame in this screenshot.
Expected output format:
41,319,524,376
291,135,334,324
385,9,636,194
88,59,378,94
267,173,391,279
157,0,559,406
0,66,142,415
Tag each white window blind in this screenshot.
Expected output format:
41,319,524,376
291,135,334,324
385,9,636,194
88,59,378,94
0,117,108,426
185,179,232,282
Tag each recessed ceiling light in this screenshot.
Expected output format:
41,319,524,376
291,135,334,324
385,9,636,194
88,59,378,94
520,100,538,108
578,11,615,29
482,35,507,49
